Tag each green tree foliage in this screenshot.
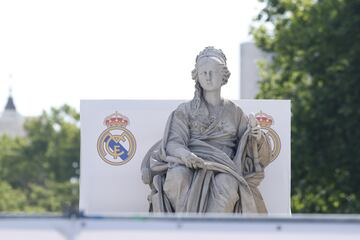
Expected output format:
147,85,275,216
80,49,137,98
0,105,79,213
0,181,27,211
252,0,360,212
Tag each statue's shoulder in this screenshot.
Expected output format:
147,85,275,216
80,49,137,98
174,101,192,113
172,101,192,120
223,99,244,115
223,99,248,126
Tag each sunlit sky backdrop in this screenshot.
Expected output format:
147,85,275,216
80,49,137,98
0,0,263,116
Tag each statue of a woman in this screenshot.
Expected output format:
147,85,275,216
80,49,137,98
141,47,272,213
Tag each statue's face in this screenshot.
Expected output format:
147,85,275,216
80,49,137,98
197,57,224,92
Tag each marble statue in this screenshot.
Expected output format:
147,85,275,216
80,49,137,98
141,47,272,213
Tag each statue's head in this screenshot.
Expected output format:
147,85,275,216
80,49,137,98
192,46,231,87
191,47,231,110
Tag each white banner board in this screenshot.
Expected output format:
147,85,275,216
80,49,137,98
80,100,291,215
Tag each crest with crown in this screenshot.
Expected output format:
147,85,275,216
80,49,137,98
195,46,227,65
255,111,274,128
104,111,129,128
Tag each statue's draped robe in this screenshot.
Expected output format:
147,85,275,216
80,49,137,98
141,100,272,213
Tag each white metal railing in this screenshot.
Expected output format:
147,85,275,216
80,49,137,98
1,214,360,240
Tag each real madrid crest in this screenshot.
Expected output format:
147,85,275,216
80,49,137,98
97,112,137,166
255,111,281,162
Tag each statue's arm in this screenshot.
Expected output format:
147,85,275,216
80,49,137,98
234,107,270,174
164,105,206,169
165,106,191,159
254,131,272,168
242,120,272,175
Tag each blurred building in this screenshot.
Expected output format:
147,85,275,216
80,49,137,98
0,91,26,137
240,42,272,99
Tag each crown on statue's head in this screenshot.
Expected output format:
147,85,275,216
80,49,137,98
195,46,227,65
104,111,129,127
255,111,273,128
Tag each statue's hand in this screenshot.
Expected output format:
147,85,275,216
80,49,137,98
251,125,261,142
191,154,205,169
181,152,205,169
249,113,262,142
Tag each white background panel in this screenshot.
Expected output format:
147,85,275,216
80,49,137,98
80,100,290,215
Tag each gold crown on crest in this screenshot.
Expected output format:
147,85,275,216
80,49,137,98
104,111,129,127
255,111,273,128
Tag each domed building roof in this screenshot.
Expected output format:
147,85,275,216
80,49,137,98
0,91,26,137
